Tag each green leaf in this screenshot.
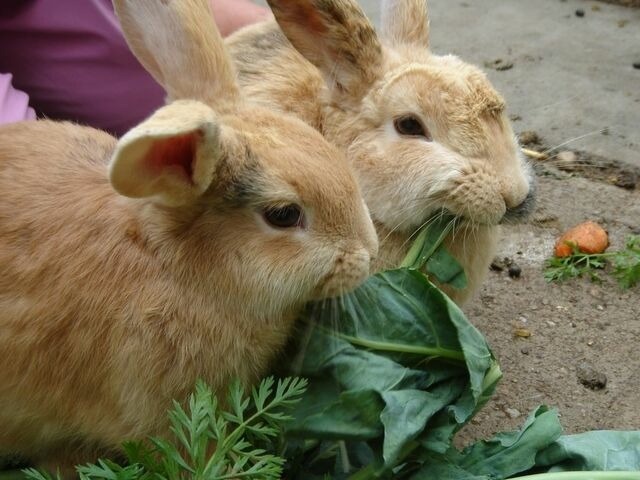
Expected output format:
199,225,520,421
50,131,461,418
425,246,468,290
454,406,563,478
380,382,464,465
400,215,467,290
19,378,306,480
76,460,144,480
535,431,640,473
284,268,498,475
21,470,61,480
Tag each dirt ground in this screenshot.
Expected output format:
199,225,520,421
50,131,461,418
454,148,640,444
599,0,640,7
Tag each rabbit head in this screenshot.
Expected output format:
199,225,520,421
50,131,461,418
231,0,534,303
112,0,378,305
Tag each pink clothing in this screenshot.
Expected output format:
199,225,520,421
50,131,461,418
0,0,165,136
0,73,36,124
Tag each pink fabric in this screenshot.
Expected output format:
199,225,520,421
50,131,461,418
0,73,36,124
0,0,165,136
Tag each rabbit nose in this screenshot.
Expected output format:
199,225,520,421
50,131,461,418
502,187,536,224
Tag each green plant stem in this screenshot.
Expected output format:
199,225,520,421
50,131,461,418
400,219,454,269
329,330,466,362
400,227,431,268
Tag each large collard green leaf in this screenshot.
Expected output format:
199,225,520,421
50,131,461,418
410,406,640,480
410,407,562,480
283,268,499,477
455,406,563,477
534,430,640,473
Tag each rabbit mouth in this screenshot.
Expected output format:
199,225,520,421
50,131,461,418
312,252,371,300
500,185,537,225
427,206,502,228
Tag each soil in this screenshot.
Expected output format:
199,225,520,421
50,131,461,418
457,157,640,445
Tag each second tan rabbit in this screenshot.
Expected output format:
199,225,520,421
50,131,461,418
0,0,376,474
227,0,536,305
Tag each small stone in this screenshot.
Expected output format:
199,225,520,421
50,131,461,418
518,315,529,323
497,62,514,71
519,130,540,145
508,264,522,279
484,58,514,71
533,212,558,225
490,258,505,271
521,347,530,355
587,340,594,347
546,320,557,327
481,294,495,306
597,305,605,311
542,299,550,306
571,322,577,328
575,9,585,17
505,408,521,419
633,62,640,70
576,362,607,390
589,287,602,298
514,328,532,338
556,150,577,164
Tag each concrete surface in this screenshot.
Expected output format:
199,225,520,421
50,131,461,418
256,0,640,167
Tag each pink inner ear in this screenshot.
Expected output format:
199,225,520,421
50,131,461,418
286,1,328,36
144,132,197,184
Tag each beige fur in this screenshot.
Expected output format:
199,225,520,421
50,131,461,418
227,0,535,304
0,0,376,472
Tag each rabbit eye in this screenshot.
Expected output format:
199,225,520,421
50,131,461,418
394,115,431,140
262,204,305,229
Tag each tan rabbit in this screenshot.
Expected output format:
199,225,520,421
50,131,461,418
0,0,376,472
227,0,535,305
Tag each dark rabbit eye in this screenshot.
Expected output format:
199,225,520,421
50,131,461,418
394,115,431,140
262,204,305,229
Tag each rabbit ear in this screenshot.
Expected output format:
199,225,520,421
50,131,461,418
380,0,430,47
113,0,240,107
266,0,382,99
110,100,223,206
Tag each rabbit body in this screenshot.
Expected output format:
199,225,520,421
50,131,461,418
228,1,536,304
0,0,376,470
0,110,375,469
0,121,280,455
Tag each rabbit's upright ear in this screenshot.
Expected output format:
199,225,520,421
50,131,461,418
380,0,430,47
113,0,239,107
110,100,223,206
266,0,382,99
